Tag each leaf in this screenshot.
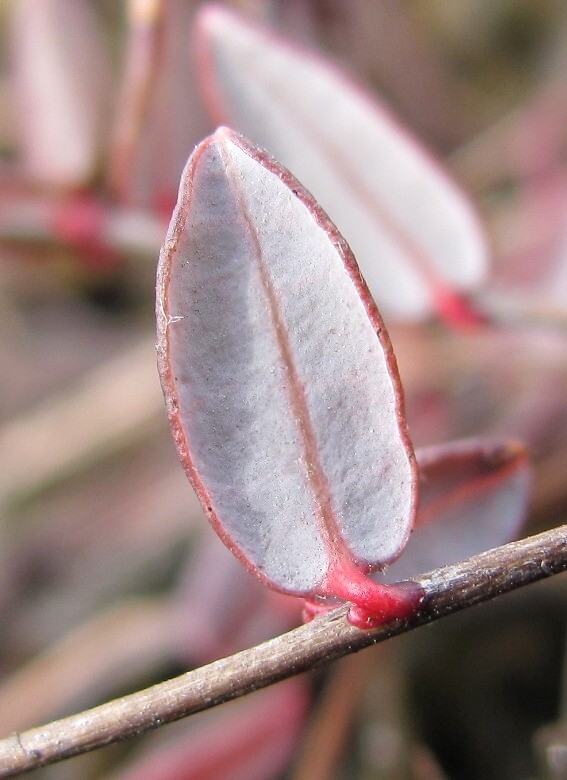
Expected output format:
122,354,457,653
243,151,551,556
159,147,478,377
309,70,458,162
108,0,209,211
193,4,488,323
384,438,531,582
156,127,421,627
10,0,111,189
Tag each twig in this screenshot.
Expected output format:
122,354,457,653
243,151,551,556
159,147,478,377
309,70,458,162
0,523,566,776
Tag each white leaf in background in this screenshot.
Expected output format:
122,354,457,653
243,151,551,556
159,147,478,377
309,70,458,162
10,0,111,189
194,4,488,322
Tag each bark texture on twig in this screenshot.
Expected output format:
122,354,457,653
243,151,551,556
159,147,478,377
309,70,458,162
0,523,566,777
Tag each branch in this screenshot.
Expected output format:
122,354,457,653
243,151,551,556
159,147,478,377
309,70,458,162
1,523,567,777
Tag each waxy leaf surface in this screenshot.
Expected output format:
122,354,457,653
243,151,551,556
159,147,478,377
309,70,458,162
157,127,418,615
194,5,488,321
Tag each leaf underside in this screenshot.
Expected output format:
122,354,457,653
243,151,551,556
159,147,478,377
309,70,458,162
156,127,417,607
384,438,531,582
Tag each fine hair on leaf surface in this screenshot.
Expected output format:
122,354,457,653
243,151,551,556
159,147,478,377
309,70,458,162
156,126,421,628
